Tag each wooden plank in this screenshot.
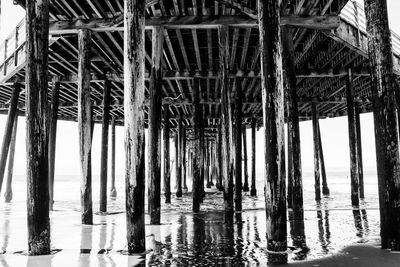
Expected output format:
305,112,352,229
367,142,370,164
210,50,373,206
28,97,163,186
48,14,341,34
48,80,60,211
259,1,287,263
0,83,20,192
78,29,93,225
124,0,146,253
4,114,18,203
99,80,111,213
148,26,164,224
26,0,51,255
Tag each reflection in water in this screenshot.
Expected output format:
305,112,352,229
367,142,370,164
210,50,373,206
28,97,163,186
288,210,309,261
1,205,11,253
316,207,331,254
353,209,363,237
361,209,369,235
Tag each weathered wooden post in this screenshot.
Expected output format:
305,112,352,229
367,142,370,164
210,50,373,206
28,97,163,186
217,123,223,191
219,25,234,213
163,105,171,203
182,127,188,193
110,117,117,198
78,28,93,225
311,102,321,201
317,122,330,196
148,26,163,224
200,127,205,201
192,78,202,212
364,0,400,249
205,139,211,188
258,0,287,263
100,80,111,213
282,26,305,244
48,79,60,210
26,0,51,255
346,68,360,207
234,79,243,211
124,0,146,253
355,106,364,199
242,126,249,192
250,119,257,196
4,114,18,203
176,117,183,197
0,83,20,192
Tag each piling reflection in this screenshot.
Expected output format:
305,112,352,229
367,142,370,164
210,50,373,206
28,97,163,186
288,210,309,261
316,203,331,254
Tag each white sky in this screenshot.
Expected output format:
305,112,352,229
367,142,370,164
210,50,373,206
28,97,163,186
0,1,399,177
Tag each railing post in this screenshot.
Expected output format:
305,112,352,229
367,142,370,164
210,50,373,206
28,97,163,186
4,39,8,76
14,26,19,67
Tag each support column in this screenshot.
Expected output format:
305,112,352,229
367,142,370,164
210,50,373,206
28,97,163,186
192,78,202,212
148,26,163,224
210,142,215,187
282,26,305,244
182,128,188,193
26,0,51,255
219,25,234,213
318,121,330,196
250,119,257,196
355,106,364,199
259,0,287,263
234,79,243,211
346,68,360,207
311,102,321,201
0,83,20,191
100,80,111,213
110,117,117,198
206,140,211,188
78,29,93,225
176,117,183,197
48,80,60,210
200,127,205,201
124,0,146,253
217,123,223,191
243,127,249,192
4,114,18,203
163,105,171,203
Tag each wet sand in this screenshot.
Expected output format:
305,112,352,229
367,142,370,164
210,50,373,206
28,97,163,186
0,173,396,266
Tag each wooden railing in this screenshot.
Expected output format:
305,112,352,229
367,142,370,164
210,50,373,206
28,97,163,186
340,0,400,56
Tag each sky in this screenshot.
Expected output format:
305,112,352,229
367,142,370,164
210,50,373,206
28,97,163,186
0,0,399,179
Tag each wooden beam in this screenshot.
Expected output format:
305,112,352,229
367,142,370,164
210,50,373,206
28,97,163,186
78,29,93,225
148,26,163,225
259,1,287,263
48,14,340,34
26,0,51,255
4,114,18,203
124,0,146,254
48,81,60,211
99,80,111,213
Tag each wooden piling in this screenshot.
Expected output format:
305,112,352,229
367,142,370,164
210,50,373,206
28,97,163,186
219,25,234,213
206,140,211,188
110,117,117,198
242,127,249,192
100,80,111,213
26,0,51,255
346,68,360,207
282,26,304,229
0,83,20,192
48,80,60,210
176,117,183,197
318,121,330,196
258,1,287,263
148,26,163,224
250,119,257,196
78,29,93,225
217,123,223,191
4,114,18,203
124,0,146,253
163,105,171,203
311,102,321,201
182,127,188,193
200,127,205,201
192,78,202,212
234,79,243,211
355,106,364,199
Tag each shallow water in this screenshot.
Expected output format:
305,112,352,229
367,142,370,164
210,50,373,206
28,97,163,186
0,171,383,266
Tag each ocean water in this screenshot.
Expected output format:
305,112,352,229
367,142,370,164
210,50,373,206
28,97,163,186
0,170,382,266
